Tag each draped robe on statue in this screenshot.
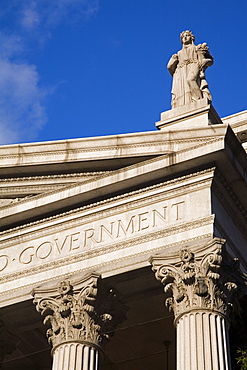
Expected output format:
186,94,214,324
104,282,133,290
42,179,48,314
167,44,212,109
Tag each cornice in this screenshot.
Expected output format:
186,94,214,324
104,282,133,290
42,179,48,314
173,136,222,155
0,168,215,243
0,172,111,201
0,185,65,196
0,171,109,182
0,137,220,163
222,110,247,128
0,170,111,212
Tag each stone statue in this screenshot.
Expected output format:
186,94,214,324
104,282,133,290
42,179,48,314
167,30,213,109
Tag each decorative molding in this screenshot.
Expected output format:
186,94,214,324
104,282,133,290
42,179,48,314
0,172,110,211
0,137,219,161
33,274,128,352
0,167,215,239
0,172,109,183
151,238,247,322
172,137,222,155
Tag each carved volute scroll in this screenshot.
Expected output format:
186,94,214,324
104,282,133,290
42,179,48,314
33,274,128,353
151,238,247,323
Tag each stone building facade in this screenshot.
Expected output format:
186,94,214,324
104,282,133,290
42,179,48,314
0,99,247,369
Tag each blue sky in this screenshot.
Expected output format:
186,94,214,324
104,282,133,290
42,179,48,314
0,0,246,144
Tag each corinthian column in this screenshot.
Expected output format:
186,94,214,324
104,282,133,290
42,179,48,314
150,238,247,370
33,274,127,370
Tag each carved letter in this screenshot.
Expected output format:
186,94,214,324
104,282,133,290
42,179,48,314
83,228,99,247
0,255,9,272
138,211,150,231
70,232,81,251
152,207,167,227
54,235,70,254
116,216,135,238
171,201,184,221
99,222,114,242
19,247,35,265
36,242,53,260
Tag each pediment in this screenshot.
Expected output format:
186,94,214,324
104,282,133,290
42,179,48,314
0,124,246,232
0,171,109,207
0,122,247,307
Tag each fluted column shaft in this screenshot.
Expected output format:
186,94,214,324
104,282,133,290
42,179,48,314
52,343,101,370
176,311,231,370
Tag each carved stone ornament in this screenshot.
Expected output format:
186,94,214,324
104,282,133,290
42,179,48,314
167,30,213,108
151,238,247,322
33,274,128,352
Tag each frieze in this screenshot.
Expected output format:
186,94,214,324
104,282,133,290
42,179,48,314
0,233,213,305
0,199,186,274
0,178,212,249
0,217,214,285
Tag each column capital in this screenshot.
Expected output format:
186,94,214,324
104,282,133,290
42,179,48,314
32,273,128,353
150,238,247,322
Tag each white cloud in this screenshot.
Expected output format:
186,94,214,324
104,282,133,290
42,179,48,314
21,7,40,30
0,59,47,144
0,31,47,144
18,0,99,32
0,32,24,59
0,0,99,144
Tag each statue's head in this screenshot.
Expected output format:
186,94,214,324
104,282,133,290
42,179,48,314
180,30,195,45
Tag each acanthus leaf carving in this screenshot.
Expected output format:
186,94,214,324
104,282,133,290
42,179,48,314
151,239,247,321
33,275,128,351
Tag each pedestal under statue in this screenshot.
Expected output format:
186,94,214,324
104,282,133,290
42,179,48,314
167,30,213,109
